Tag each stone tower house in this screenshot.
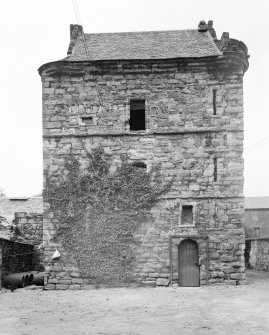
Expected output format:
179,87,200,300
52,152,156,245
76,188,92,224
39,20,249,289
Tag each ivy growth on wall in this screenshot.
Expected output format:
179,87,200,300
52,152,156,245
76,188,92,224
44,147,172,286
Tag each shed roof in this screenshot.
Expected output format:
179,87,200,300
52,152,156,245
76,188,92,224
64,29,222,62
245,197,269,210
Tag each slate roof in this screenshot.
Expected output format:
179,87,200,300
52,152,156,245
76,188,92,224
64,29,222,62
245,197,269,210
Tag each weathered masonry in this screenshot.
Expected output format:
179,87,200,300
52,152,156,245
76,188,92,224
39,20,249,289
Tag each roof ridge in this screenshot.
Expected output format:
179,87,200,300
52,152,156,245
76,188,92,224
83,29,199,36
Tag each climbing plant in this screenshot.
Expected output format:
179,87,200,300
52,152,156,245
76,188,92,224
44,147,172,286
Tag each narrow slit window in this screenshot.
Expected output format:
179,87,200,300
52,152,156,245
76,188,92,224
182,206,193,225
81,116,93,126
129,99,145,131
214,157,217,181
132,162,147,169
213,89,217,115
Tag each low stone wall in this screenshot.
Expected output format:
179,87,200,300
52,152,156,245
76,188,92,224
0,238,34,287
13,212,44,270
0,216,13,240
248,238,269,271
14,212,43,246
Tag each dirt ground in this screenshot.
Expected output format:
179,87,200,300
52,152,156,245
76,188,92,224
0,270,269,335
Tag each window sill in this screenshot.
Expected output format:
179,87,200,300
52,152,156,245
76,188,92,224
128,130,148,135
178,224,196,228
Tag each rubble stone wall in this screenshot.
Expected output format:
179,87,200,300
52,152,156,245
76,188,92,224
13,213,44,270
41,57,246,289
42,59,244,138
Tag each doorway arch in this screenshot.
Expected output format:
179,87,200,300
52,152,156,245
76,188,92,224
178,239,200,287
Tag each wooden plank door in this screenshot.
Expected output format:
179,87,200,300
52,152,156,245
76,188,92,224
178,239,200,287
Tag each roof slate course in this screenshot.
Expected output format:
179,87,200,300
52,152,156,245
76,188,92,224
64,29,222,62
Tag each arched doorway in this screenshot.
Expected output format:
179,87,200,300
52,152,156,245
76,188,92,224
178,239,200,287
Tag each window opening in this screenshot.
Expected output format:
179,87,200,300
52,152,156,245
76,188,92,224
182,206,193,225
205,134,212,147
81,116,93,125
10,198,28,201
213,157,217,181
129,99,145,131
132,162,146,169
213,89,217,115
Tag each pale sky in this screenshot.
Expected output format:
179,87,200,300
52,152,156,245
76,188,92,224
0,0,268,197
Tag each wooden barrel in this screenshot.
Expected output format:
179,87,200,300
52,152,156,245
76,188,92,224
18,272,34,286
24,275,29,286
4,273,25,289
4,271,44,289
31,271,45,286
28,273,34,285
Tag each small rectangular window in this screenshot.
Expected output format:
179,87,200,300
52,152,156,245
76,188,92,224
81,116,93,125
214,157,217,181
182,206,193,225
213,89,217,115
129,99,145,131
132,162,147,169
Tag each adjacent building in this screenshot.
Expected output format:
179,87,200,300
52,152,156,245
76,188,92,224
245,196,269,238
244,197,269,271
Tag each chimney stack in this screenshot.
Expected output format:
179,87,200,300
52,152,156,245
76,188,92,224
198,20,208,32
207,20,217,39
67,24,83,55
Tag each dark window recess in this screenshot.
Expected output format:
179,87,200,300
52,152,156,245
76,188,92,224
182,206,193,225
213,89,217,115
214,157,217,181
129,99,145,131
245,240,251,268
10,198,28,201
132,162,147,169
205,134,212,147
223,134,227,145
81,116,93,125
